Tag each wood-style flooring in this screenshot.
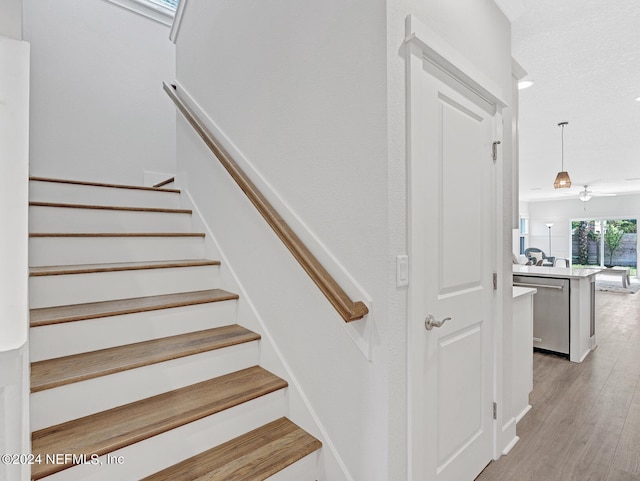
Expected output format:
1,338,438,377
31,366,287,479
141,417,322,481
477,289,640,481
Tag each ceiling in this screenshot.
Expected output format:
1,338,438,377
511,0,640,202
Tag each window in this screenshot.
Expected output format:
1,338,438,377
571,219,637,272
519,217,528,254
107,0,178,25
149,0,178,10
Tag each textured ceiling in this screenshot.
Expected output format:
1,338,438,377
512,0,640,202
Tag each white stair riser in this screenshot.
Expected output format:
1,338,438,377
29,206,192,233
31,342,261,430
29,236,205,266
30,301,237,361
28,181,320,481
29,181,181,209
29,265,220,308
266,452,320,481
38,390,288,481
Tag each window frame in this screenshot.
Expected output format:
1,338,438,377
105,0,176,26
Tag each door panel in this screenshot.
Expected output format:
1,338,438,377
439,93,484,294
411,56,496,481
437,324,484,470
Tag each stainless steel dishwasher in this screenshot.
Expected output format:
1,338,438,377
513,276,570,357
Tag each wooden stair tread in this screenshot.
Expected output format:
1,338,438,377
29,232,205,237
30,259,220,277
29,176,181,193
31,325,260,392
30,201,191,214
31,366,288,480
30,289,239,327
142,417,322,481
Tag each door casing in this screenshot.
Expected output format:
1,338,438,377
404,14,509,481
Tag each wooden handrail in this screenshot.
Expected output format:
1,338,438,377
164,83,368,322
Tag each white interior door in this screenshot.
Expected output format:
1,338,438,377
408,39,499,481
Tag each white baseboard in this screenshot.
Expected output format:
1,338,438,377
515,404,532,423
501,435,520,456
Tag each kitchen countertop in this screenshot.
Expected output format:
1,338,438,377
513,265,602,279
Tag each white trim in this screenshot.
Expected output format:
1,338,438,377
501,435,520,456
515,404,532,423
0,36,30,351
511,58,527,82
0,38,30,480
493,0,525,22
500,414,518,456
173,82,373,355
103,0,174,27
405,14,508,112
405,15,505,480
169,0,188,43
511,61,524,234
0,344,30,481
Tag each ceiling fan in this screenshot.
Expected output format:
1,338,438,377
578,185,616,202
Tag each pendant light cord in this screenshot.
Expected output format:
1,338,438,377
558,121,568,170
561,123,565,170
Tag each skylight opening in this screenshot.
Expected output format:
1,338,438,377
106,0,178,25
148,0,178,10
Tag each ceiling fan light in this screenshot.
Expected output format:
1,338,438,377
553,171,572,189
579,191,592,202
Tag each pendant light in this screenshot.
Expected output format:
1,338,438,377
553,121,572,189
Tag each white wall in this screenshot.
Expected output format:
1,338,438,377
0,0,22,40
174,1,513,479
0,35,30,354
174,1,388,480
23,0,176,185
525,195,640,270
0,35,31,481
386,1,512,478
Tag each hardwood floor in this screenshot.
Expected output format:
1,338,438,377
31,367,288,479
477,289,640,481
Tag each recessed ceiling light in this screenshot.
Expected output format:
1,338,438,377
518,80,535,90
626,177,640,181
635,96,640,102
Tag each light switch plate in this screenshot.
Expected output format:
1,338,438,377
397,255,409,287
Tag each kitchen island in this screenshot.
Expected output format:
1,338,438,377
513,265,601,363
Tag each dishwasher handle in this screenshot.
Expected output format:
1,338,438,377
514,282,564,291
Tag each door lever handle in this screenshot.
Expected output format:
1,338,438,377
425,314,452,331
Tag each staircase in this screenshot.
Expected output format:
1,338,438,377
28,177,321,481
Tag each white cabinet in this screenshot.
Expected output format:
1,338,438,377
512,286,536,422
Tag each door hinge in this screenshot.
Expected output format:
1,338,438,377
492,141,501,163
493,402,497,420
493,272,498,290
